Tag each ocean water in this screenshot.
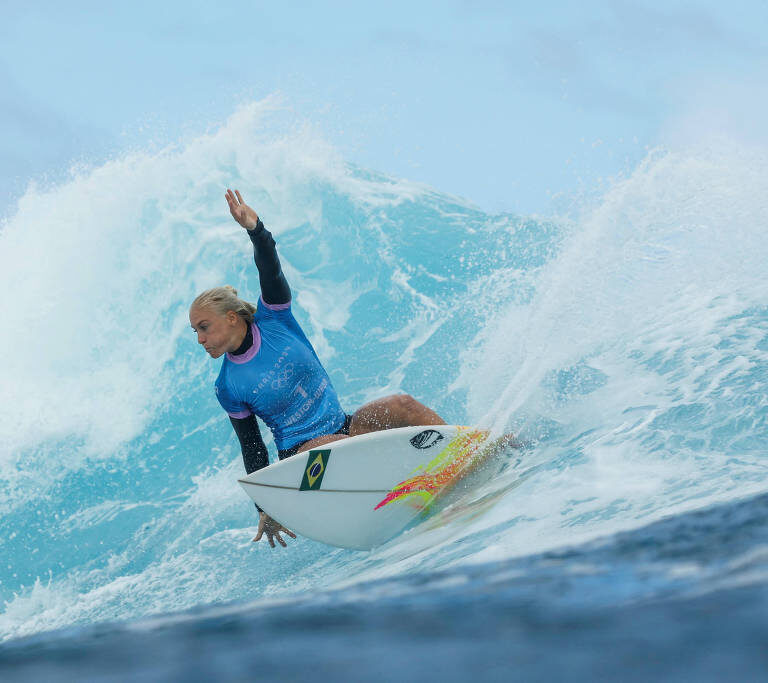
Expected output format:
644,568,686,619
1,100,768,680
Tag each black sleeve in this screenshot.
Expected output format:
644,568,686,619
248,219,291,305
230,415,269,514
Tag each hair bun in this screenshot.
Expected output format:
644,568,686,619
223,285,238,296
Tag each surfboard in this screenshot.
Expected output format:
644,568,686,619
237,425,509,550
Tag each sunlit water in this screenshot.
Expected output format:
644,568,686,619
1,101,768,679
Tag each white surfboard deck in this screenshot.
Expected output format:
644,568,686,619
237,425,507,550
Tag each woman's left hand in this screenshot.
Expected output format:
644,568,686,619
225,188,260,231
253,512,297,548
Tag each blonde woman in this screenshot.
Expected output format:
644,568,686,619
190,190,445,548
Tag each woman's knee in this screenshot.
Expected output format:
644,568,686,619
388,393,418,415
350,394,411,431
372,394,422,423
377,393,445,426
349,393,443,435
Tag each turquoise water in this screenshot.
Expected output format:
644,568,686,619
1,101,768,676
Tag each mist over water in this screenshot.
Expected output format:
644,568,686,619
2,99,768,647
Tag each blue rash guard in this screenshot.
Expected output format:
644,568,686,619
214,296,346,451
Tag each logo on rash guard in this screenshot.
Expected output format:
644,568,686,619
284,378,329,426
271,362,295,390
253,346,293,393
300,449,331,490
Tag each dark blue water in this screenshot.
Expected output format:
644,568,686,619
2,491,768,681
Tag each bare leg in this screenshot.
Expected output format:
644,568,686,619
293,395,444,453
298,433,350,452
349,394,446,437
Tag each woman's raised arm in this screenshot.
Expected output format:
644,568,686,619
225,188,291,305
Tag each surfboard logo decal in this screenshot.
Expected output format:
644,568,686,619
300,449,331,491
410,429,444,449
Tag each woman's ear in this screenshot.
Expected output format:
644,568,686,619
227,310,239,325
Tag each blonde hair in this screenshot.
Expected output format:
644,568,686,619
191,285,257,324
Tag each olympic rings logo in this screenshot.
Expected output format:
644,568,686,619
271,363,295,390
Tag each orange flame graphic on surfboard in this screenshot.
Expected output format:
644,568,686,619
374,428,489,511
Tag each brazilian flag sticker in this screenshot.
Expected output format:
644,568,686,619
300,449,331,491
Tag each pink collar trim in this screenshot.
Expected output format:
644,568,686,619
226,321,261,364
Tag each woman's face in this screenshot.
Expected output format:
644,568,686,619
189,305,242,358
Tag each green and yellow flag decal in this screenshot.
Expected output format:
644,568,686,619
300,449,331,491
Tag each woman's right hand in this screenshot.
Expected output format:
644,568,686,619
253,512,297,548
225,188,260,231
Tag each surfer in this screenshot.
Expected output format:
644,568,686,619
190,189,446,548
